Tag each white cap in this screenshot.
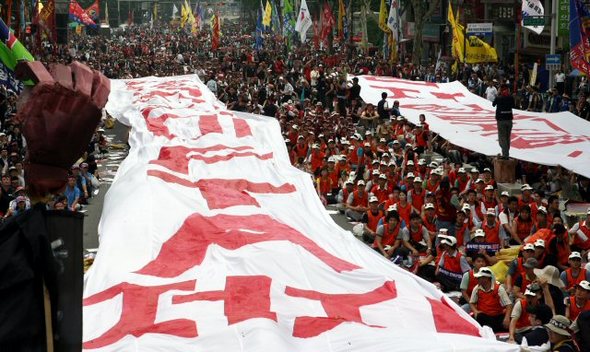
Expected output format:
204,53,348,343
474,267,493,278
407,160,414,166
312,143,320,149
433,168,444,176
485,185,494,191
579,280,590,291
441,236,457,246
475,178,485,184
458,167,466,173
483,167,492,173
379,174,388,180
537,206,548,214
372,169,380,175
365,131,372,135
424,203,435,210
345,179,354,185
339,154,347,160
523,243,535,251
501,191,510,197
521,184,533,191
387,205,397,212
364,142,371,147
382,152,390,158
418,159,426,165
428,162,438,168
380,138,387,143
406,172,415,178
486,208,496,216
389,161,396,167
474,229,485,238
369,196,379,203
524,289,537,297
534,239,545,248
327,157,336,163
392,140,400,145
357,180,365,186
292,124,299,130
569,251,582,260
462,203,471,211
414,177,423,183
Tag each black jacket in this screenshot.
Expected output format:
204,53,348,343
492,94,515,121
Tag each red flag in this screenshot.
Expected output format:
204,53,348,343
69,0,97,27
312,17,320,49
211,13,220,50
35,0,57,42
84,0,100,23
321,1,335,46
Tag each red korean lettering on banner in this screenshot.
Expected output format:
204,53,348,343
135,212,360,278
426,297,480,337
147,169,295,209
285,281,397,337
430,92,465,102
150,145,272,173
172,275,277,325
362,76,439,88
83,280,198,349
369,85,421,99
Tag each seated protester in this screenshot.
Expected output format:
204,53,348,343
535,265,567,316
461,203,480,231
336,179,354,213
566,280,590,322
512,205,534,244
63,175,82,211
316,167,334,205
345,180,369,221
513,258,539,300
71,164,89,205
370,173,390,204
452,208,471,248
395,190,412,226
560,252,590,296
548,224,572,271
469,267,513,333
3,196,30,218
361,196,384,244
460,254,487,312
506,243,536,294
516,303,553,347
482,208,503,247
421,202,437,239
568,208,590,252
373,210,402,258
435,235,470,292
534,239,550,268
531,206,550,234
400,213,431,256
465,229,499,265
545,315,579,352
500,196,520,244
509,285,542,343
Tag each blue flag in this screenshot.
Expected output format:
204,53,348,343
255,5,264,51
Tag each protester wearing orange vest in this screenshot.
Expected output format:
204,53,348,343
460,254,487,312
470,267,513,333
345,180,369,221
566,280,590,322
560,252,590,295
505,243,536,294
508,285,541,343
361,196,384,244
373,211,402,258
482,208,502,246
436,235,470,292
513,258,539,300
568,208,590,252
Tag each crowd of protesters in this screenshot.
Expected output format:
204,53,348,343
1,20,589,349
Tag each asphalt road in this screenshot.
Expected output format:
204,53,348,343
82,122,129,250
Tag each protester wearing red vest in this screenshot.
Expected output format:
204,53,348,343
509,286,541,343
560,252,590,295
460,254,487,311
482,208,502,246
568,209,590,251
513,258,539,299
470,267,513,333
436,235,470,292
361,196,384,244
566,280,590,322
345,180,369,221
373,211,402,258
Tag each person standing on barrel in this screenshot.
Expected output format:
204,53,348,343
492,84,515,160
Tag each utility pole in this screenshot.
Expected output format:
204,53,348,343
548,0,557,89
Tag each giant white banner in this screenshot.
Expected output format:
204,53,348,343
356,75,590,179
83,74,519,351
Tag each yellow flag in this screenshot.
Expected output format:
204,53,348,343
181,3,188,27
378,0,389,33
448,3,497,63
263,0,272,27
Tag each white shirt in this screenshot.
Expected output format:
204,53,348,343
555,72,566,83
485,86,498,102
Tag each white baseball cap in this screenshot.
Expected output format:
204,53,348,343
369,196,379,203
534,239,545,248
474,229,485,238
501,191,510,197
414,177,423,183
485,185,494,191
442,236,457,246
406,172,415,178
579,280,590,291
407,160,414,166
424,203,435,210
569,252,582,260
523,243,535,251
357,180,365,186
474,267,493,278
486,208,496,216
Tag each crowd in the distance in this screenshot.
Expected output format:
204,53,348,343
2,20,589,349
